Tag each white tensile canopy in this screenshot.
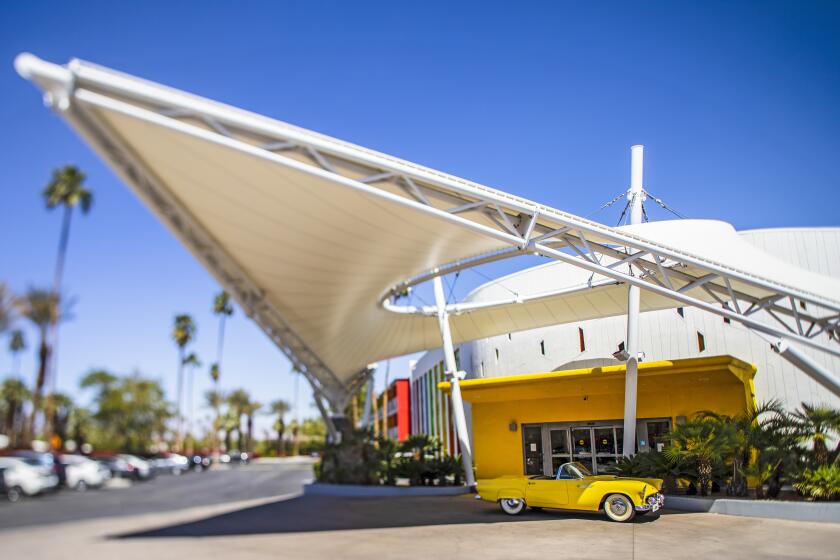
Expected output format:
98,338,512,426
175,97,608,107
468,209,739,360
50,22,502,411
15,54,840,408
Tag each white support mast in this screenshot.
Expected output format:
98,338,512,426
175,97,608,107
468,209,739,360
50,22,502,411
433,275,476,488
622,145,646,457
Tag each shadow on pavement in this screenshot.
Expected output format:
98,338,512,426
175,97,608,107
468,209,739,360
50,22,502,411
115,495,669,538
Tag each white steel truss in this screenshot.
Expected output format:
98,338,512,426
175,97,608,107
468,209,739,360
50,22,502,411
16,54,840,409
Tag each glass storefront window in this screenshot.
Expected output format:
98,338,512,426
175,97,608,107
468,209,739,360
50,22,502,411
550,430,570,455
647,420,671,452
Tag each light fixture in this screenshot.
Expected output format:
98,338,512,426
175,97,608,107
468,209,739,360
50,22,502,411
508,420,518,432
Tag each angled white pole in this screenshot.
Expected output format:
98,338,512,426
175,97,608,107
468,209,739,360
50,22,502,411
433,275,476,488
622,145,646,457
757,333,840,398
361,363,376,428
310,382,339,443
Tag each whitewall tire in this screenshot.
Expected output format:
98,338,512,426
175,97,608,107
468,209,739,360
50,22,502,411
499,498,526,515
604,494,636,522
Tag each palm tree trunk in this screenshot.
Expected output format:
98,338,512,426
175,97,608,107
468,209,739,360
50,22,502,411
186,366,194,455
247,414,254,453
5,405,16,446
27,335,50,443
176,348,184,451
213,384,221,461
44,206,73,447
277,420,285,455
216,315,227,368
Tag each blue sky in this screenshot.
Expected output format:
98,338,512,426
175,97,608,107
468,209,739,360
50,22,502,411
1,1,838,435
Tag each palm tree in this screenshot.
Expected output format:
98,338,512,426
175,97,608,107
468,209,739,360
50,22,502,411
44,392,74,446
211,291,234,379
16,288,59,443
204,388,225,454
182,352,201,454
8,329,26,376
42,166,93,399
1,378,30,447
243,400,262,454
790,403,840,466
226,389,251,451
172,314,196,451
269,399,291,455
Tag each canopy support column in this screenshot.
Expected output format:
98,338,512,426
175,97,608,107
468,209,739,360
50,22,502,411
310,382,340,444
361,364,376,428
623,145,646,457
433,275,476,488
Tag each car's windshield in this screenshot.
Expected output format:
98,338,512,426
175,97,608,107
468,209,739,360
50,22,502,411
556,461,593,479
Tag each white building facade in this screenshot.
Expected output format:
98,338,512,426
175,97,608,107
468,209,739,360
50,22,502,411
411,227,840,450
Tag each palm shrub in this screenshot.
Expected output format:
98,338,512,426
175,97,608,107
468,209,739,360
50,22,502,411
696,401,790,497
665,417,738,496
794,465,840,501
790,403,840,467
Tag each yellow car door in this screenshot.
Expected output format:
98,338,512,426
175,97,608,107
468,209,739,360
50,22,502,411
525,478,569,507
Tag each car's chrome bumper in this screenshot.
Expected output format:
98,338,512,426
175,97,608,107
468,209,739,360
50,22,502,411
635,493,664,512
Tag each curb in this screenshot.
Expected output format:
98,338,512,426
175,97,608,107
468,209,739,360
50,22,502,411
665,495,840,523
303,482,468,497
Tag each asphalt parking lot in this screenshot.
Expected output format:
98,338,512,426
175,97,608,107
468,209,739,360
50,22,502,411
0,459,314,529
2,460,838,560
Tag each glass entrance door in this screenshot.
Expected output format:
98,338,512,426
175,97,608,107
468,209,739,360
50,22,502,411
523,425,543,475
571,428,593,470
549,429,571,476
594,427,619,473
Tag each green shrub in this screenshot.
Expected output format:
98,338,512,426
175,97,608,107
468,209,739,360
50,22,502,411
316,430,463,486
794,465,840,501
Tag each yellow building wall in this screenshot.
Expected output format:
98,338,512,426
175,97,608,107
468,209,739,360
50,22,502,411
468,359,755,479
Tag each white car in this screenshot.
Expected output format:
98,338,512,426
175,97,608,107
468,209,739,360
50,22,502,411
60,454,110,490
0,456,59,497
117,454,153,480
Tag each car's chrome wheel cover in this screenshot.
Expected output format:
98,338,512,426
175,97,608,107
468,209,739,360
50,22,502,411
608,497,627,516
500,498,524,514
604,493,634,522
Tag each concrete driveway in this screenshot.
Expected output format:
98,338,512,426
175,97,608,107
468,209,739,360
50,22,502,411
2,461,837,559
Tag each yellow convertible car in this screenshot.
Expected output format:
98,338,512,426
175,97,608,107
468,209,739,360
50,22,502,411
476,461,664,522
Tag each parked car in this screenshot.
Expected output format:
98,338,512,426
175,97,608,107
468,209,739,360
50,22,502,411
117,454,154,480
476,461,664,522
1,466,22,503
220,450,249,465
146,452,189,475
9,450,65,488
187,453,211,472
94,455,135,479
0,456,59,498
60,454,110,491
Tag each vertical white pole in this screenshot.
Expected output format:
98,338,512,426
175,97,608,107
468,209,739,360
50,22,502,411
622,145,645,457
433,275,476,487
